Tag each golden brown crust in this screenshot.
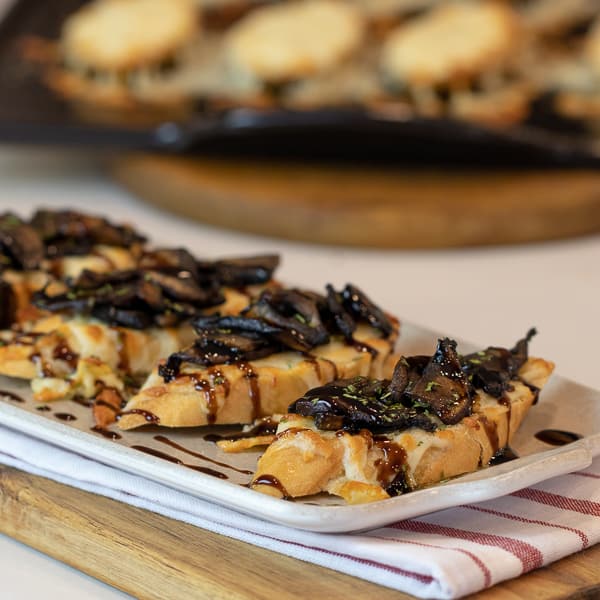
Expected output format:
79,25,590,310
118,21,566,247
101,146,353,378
251,357,555,503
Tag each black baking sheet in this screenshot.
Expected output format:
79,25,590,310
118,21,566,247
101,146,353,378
0,0,599,165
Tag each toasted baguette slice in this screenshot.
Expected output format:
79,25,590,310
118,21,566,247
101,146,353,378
251,356,554,504
1,244,140,326
0,286,256,402
118,322,399,429
0,316,195,402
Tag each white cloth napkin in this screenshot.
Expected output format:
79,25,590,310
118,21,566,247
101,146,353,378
0,424,598,600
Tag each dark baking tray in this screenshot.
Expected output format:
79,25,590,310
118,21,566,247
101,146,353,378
1,0,599,165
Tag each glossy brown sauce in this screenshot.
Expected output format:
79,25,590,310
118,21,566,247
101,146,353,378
190,375,218,425
95,398,120,413
251,474,290,499
131,445,228,479
489,447,519,465
208,367,231,397
535,429,583,446
153,435,253,475
54,412,77,421
348,338,378,357
480,414,500,454
91,426,122,440
115,329,130,374
302,354,321,379
377,438,411,497
0,390,25,403
52,342,79,370
71,395,94,408
237,362,260,420
30,352,54,377
374,437,408,484
118,409,160,424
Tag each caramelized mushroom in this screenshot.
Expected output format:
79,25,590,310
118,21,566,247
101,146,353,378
138,248,198,277
324,284,356,340
462,328,537,398
341,284,393,337
32,266,221,329
289,333,538,435
160,282,395,380
208,254,280,286
244,289,330,351
405,338,473,425
0,213,44,271
30,209,146,257
290,377,437,434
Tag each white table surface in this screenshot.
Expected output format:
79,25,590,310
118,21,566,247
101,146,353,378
0,146,598,599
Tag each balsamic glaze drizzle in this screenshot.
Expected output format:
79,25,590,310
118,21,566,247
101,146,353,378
535,429,582,446
153,435,253,475
0,390,25,403
131,445,228,479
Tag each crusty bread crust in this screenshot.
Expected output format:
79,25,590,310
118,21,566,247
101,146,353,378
251,357,554,503
118,322,399,429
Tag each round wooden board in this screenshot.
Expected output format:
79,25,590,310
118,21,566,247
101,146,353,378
112,154,600,248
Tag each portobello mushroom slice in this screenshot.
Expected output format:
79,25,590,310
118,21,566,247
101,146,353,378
405,338,473,425
0,213,44,271
30,209,146,257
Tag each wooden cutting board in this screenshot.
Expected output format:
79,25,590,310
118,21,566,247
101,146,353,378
1,466,598,599
112,155,600,248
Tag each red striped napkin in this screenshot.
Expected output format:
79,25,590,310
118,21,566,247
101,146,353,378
0,424,598,599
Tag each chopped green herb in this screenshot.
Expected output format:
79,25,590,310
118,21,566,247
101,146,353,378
425,381,439,392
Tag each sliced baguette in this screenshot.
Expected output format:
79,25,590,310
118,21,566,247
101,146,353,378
118,322,399,429
251,356,554,504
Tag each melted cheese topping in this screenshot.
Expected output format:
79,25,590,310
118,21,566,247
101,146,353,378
381,0,516,86
62,0,197,71
225,0,364,83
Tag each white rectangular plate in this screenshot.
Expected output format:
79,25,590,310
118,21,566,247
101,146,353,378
0,322,598,533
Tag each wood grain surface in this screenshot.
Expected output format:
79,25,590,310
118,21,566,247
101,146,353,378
112,155,600,249
0,466,598,599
